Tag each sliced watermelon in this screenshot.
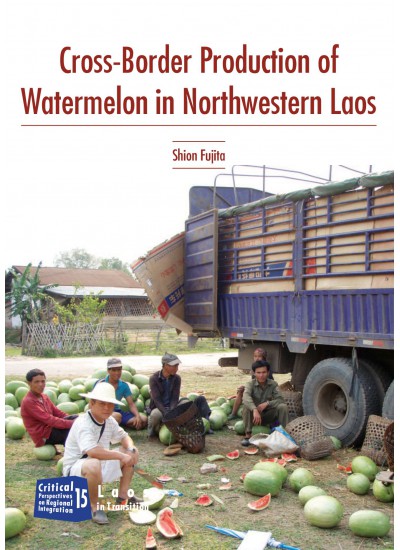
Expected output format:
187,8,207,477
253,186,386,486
145,527,157,549
260,458,278,463
282,453,298,462
195,494,213,506
226,450,240,460
248,493,271,511
244,447,259,455
337,464,352,474
219,482,232,490
157,475,173,483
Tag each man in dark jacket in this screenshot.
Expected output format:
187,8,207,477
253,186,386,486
148,352,212,437
241,360,289,447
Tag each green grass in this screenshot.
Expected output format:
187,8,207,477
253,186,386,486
5,347,22,358
5,368,394,549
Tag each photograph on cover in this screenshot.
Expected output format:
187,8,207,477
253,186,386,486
3,0,394,547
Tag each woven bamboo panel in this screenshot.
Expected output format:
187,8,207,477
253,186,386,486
361,415,392,466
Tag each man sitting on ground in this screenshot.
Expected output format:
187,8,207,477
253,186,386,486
241,360,289,447
63,382,140,525
148,352,212,438
96,358,146,430
21,368,77,449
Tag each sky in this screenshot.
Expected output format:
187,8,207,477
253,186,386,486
3,0,394,272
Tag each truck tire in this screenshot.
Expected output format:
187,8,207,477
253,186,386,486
302,357,381,447
359,359,393,406
382,381,394,420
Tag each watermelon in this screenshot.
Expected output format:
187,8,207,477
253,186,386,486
6,418,26,440
226,450,240,460
348,510,391,537
44,388,58,405
330,436,342,450
58,379,73,393
92,369,108,380
159,425,177,446
298,486,327,506
132,374,150,389
122,364,136,375
372,479,394,503
347,473,371,495
57,402,79,415
68,384,85,401
216,397,227,406
5,381,28,395
234,420,245,435
220,403,232,416
243,469,282,497
244,447,259,455
145,527,157,548
84,378,98,392
351,456,379,481
209,410,227,430
5,410,20,419
253,461,288,484
57,392,71,404
187,392,200,401
195,495,213,506
71,377,86,386
129,509,156,525
74,399,87,413
56,457,65,476
252,425,270,435
5,393,18,410
156,507,183,538
140,384,151,400
289,468,315,493
5,507,27,540
129,384,140,401
142,488,166,510
121,370,133,383
304,495,343,528
247,493,271,511
202,418,210,434
34,444,57,461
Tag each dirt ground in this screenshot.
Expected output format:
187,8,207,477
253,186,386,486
4,351,238,379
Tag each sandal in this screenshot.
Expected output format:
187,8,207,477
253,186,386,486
92,510,109,524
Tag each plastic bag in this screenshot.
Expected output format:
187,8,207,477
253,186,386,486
250,430,299,457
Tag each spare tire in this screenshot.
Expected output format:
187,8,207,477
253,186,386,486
302,357,380,447
381,381,394,420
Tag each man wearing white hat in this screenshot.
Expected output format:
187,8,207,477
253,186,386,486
63,382,140,525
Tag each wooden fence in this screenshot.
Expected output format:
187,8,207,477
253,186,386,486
26,323,105,355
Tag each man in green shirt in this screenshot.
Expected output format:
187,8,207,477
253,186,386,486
241,360,289,447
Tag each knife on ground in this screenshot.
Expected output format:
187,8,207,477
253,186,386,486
134,467,164,489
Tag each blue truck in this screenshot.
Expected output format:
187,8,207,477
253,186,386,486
133,166,394,446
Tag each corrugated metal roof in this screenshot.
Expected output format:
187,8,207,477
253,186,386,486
47,286,146,298
13,266,141,289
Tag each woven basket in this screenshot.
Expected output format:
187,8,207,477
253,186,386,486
163,401,205,454
383,422,394,471
280,390,304,422
361,415,392,466
285,415,333,460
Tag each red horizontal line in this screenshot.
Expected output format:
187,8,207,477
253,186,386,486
172,167,225,170
21,124,377,127
172,140,226,142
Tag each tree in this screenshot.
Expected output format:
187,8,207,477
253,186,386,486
5,263,57,352
54,287,107,324
54,248,98,269
98,257,132,276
